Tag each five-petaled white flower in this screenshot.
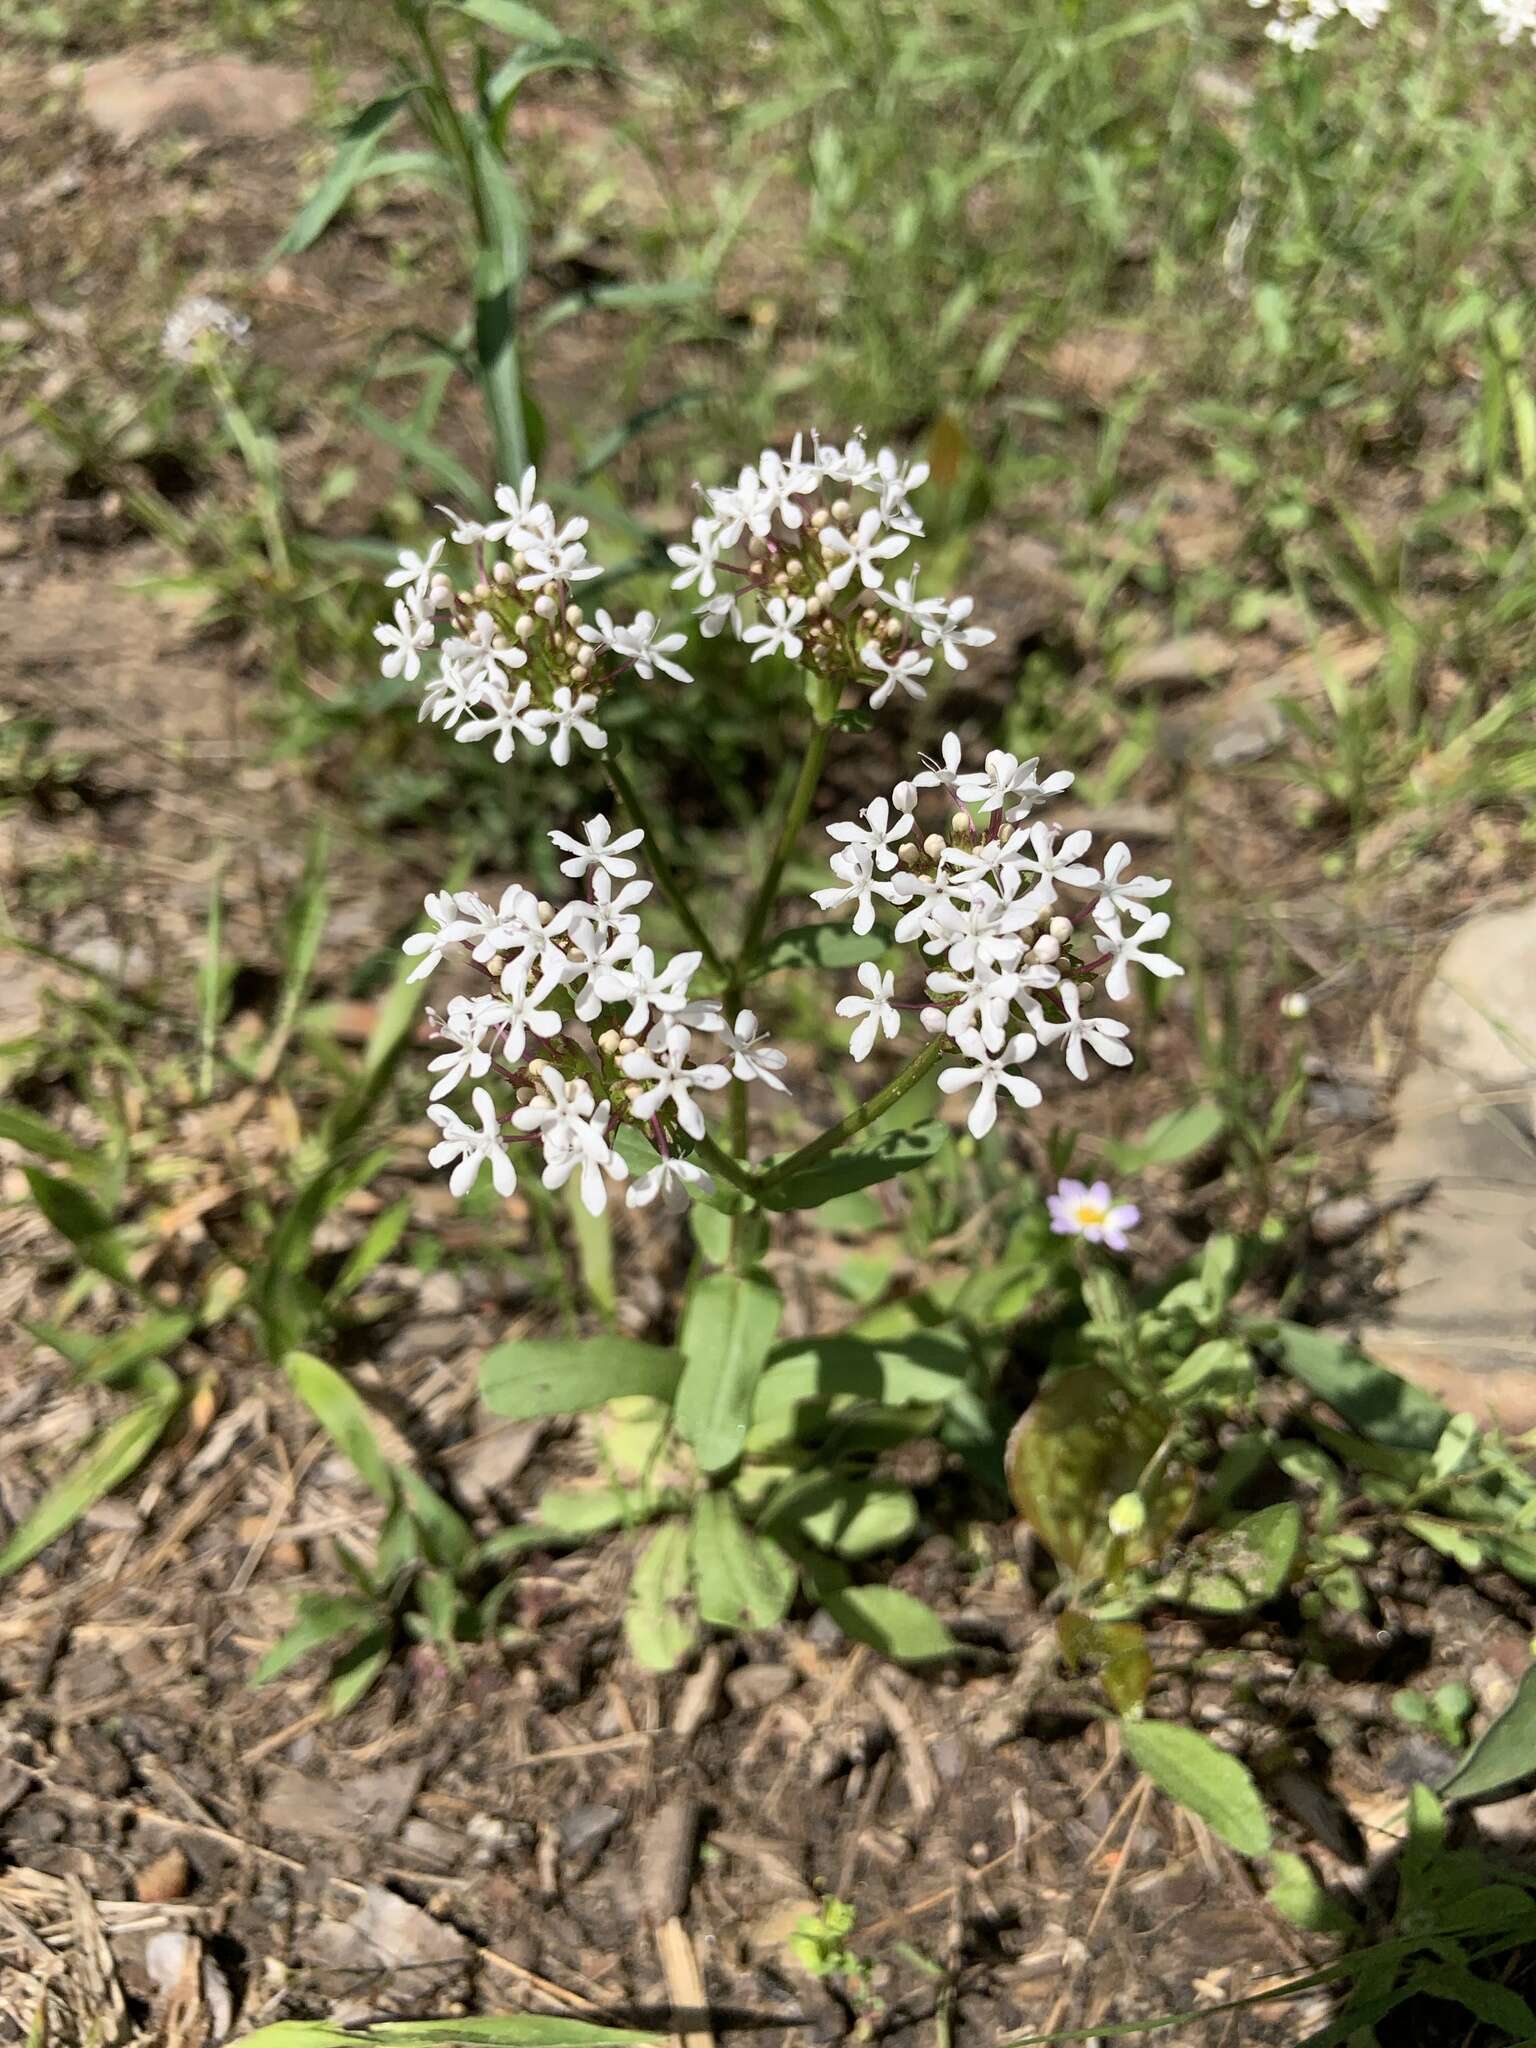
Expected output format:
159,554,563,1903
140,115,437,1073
428,1086,516,1197
860,641,933,709
1092,907,1183,1002
820,506,910,591
549,815,645,883
939,1031,1042,1139
721,1010,790,1092
1032,983,1132,1081
455,680,549,762
743,595,808,663
1095,841,1171,926
837,962,901,1063
544,686,607,766
621,1023,730,1140
386,539,444,596
375,596,434,681
627,1153,716,1212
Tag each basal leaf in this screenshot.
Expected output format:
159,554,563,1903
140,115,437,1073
481,1337,682,1420
1119,1717,1272,1857
765,1475,918,1559
816,1578,957,1663
1172,1503,1301,1616
623,1521,699,1672
1266,1322,1449,1452
253,1592,379,1684
282,1351,396,1504
675,1271,783,1474
24,1167,136,1291
690,1492,796,1630
1438,1664,1536,1806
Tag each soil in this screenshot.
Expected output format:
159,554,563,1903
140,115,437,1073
2,17,1535,2048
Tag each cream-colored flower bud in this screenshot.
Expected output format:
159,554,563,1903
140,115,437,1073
429,573,453,606
597,1029,621,1055
860,608,878,629
748,535,767,558
898,841,920,867
486,953,506,978
1049,915,1074,944
512,550,527,571
814,579,834,603
474,580,491,601
880,614,902,640
515,613,536,640
526,1057,547,1079
774,569,790,589
533,593,558,620
618,1036,639,1058
492,560,513,586
785,558,803,577
923,832,948,861
624,1082,645,1104
515,1085,533,1104
949,811,973,840
810,507,830,531
1031,935,1062,965
455,588,475,609
805,596,824,619
564,603,583,628
537,899,556,925
831,497,851,520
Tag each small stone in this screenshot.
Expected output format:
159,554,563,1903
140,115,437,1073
724,1664,797,1712
135,1847,192,1902
557,1802,622,1862
80,50,312,147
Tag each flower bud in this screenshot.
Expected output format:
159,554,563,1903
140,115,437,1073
493,560,513,586
1280,990,1310,1020
429,573,453,607
893,779,917,814
919,1004,947,1035
624,1083,645,1103
564,603,583,628
898,841,920,867
1108,1492,1146,1538
814,580,834,603
748,536,767,558
809,507,830,531
515,1086,533,1104
923,832,948,861
618,1037,639,1058
515,614,536,640
805,596,824,619
534,593,558,620
880,614,901,640
512,550,527,570
597,1029,621,1055
537,899,556,924
774,569,790,589
474,580,491,601
526,1058,547,1079
455,588,475,609
486,952,506,978
1030,935,1061,965
785,558,803,577
831,497,851,520
861,608,879,629
1049,915,1073,943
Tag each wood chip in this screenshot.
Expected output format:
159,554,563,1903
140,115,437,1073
134,1848,191,1903
639,1794,701,1927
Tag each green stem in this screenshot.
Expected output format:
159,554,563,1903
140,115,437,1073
207,358,291,585
757,1036,947,1192
729,720,832,1005
604,753,727,978
691,1131,760,1199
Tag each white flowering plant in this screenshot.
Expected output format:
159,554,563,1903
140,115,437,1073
386,431,1188,1664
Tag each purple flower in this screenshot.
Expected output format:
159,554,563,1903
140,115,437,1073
1048,1177,1140,1252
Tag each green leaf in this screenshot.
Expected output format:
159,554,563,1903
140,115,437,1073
326,1197,413,1306
480,1337,683,1419
1106,1100,1225,1171
689,1492,796,1630
1402,1513,1486,1572
1058,1610,1152,1715
28,1311,193,1388
485,40,607,112
755,1333,975,1419
282,1351,397,1504
467,110,530,489
536,1485,637,1538
329,1626,393,1714
0,1104,98,1172
762,1121,948,1211
400,1467,475,1572
1265,1323,1449,1452
353,402,492,515
1162,1337,1254,1409
623,1521,699,1672
24,1167,136,1291
450,0,565,41
532,279,708,336
1265,1852,1358,1935
0,1363,181,1579
766,1476,918,1560
253,1592,379,1684
276,88,420,257
675,1271,783,1474
1438,1664,1536,1806
815,1578,957,1663
754,922,892,973
1173,1503,1301,1616
1119,1718,1272,1857
1006,1368,1193,1574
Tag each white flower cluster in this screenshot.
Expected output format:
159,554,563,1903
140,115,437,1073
162,295,251,364
668,431,995,711
815,736,1181,1139
1246,0,1387,47
375,468,693,769
406,817,787,1217
1482,0,1536,42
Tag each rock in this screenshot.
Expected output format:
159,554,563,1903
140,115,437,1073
1348,897,1536,1423
79,51,312,148
1115,632,1239,697
316,1884,468,1971
724,1663,798,1712
135,1847,192,1902
557,1802,622,1863
259,1762,424,1841
1310,1180,1435,1248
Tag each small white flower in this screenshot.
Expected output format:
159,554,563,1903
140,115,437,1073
1095,841,1171,926
455,679,550,762
544,686,607,766
1033,983,1133,1080
915,593,995,671
599,944,702,1037
695,591,744,639
604,609,693,684
375,596,434,682
827,795,912,873
402,890,481,982
938,1030,1042,1139
860,641,933,710
385,538,445,597
427,994,498,1100
428,1086,516,1197
836,962,901,1063
812,847,891,937
438,504,493,546
1015,822,1100,904
519,516,602,587
1092,907,1184,1002
871,446,929,533
627,1153,716,1212
488,467,555,550
621,1022,729,1140
418,646,487,729
820,506,910,591
444,610,527,692
667,515,724,597
513,1072,627,1216
549,815,645,883
492,956,564,1060
913,731,969,798
721,1009,789,1092
742,594,808,663
162,295,249,363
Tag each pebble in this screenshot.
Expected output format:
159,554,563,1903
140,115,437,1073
724,1664,798,1712
135,1846,192,1902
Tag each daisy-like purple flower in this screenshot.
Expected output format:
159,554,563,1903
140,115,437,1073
1047,1177,1139,1251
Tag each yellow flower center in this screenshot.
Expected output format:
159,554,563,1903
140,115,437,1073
1072,1200,1109,1228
